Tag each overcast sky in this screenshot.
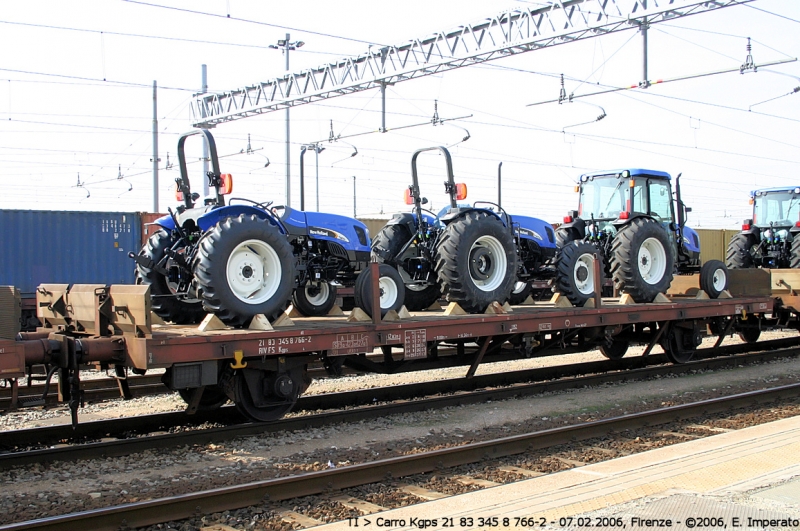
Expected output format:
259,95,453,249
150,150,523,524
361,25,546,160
1,0,798,228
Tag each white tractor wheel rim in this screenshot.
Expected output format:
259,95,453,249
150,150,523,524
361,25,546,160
512,281,527,295
574,253,595,295
304,282,330,306
639,237,667,285
468,235,507,292
378,276,399,309
712,268,727,291
226,239,282,304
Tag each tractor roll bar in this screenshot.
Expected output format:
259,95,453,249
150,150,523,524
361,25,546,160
176,129,223,209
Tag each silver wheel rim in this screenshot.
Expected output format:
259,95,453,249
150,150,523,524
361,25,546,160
304,282,330,306
468,235,507,292
574,253,595,295
379,276,399,309
512,281,527,295
712,268,726,291
225,239,282,304
638,237,667,285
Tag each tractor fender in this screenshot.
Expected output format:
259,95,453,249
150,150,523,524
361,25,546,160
559,217,587,240
385,212,437,234
196,205,284,233
742,226,762,239
152,213,175,230
441,207,504,226
610,212,652,228
152,206,220,231
512,215,557,249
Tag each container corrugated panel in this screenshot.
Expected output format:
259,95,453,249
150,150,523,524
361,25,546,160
0,210,142,298
0,286,20,339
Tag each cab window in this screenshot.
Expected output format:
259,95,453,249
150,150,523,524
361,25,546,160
648,180,673,223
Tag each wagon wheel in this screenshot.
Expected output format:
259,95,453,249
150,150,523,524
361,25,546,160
232,366,309,422
661,326,699,364
177,385,229,411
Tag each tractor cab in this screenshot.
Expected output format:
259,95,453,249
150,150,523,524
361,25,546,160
748,187,800,236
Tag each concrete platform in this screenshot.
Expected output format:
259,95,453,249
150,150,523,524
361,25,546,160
316,415,800,530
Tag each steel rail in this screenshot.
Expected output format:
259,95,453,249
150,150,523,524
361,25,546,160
2,337,799,468
4,383,798,531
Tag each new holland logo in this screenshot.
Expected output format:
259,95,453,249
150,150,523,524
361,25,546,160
309,227,349,242
519,228,543,241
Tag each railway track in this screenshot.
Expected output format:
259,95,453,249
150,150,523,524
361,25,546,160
3,336,799,468
3,382,798,531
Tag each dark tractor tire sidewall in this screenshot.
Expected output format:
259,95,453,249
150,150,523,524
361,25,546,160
699,259,728,298
292,282,338,316
434,211,518,313
791,237,800,269
555,241,604,307
609,218,675,303
404,284,442,311
371,224,412,264
194,214,295,327
726,233,755,269
555,227,577,249
136,229,206,324
355,264,406,318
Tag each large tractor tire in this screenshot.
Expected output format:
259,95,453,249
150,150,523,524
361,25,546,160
790,237,800,269
371,223,440,310
555,227,578,248
699,260,728,298
292,281,337,317
354,264,406,318
609,218,674,303
435,211,517,313
554,240,604,307
193,214,295,327
726,233,756,269
136,229,205,324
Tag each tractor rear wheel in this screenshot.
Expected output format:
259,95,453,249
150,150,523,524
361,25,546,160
555,227,577,248
555,241,604,306
435,211,517,313
371,223,411,264
609,218,674,303
136,229,205,324
790,237,800,268
699,260,728,298
292,281,337,316
193,214,295,327
726,233,756,269
354,264,406,318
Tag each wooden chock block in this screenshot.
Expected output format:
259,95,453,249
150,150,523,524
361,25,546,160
443,302,467,315
484,301,507,315
618,293,636,305
284,305,303,318
653,293,672,303
427,300,443,311
272,312,295,327
502,301,513,312
383,309,400,321
347,307,372,322
198,314,227,332
150,312,166,325
523,295,535,305
718,289,733,299
583,297,596,308
397,305,411,319
550,293,573,308
695,290,710,300
327,305,345,316
248,314,273,331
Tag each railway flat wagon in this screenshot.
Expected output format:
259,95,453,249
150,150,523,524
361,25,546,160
0,210,152,329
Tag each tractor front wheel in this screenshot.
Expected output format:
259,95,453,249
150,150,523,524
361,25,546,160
555,241,604,306
609,218,674,303
292,281,337,316
699,260,728,298
354,264,406,318
193,214,295,327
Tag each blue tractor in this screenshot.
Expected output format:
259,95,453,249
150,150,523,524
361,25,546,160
132,129,404,327
555,168,727,305
371,146,557,312
726,187,800,270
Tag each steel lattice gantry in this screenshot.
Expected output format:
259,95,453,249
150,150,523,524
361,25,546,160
190,0,751,127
